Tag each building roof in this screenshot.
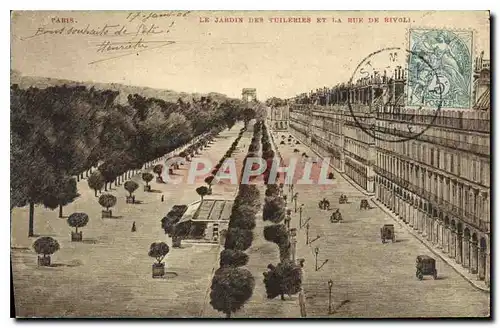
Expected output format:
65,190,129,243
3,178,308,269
474,87,490,110
177,198,234,224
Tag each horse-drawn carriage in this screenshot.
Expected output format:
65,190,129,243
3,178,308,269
360,199,371,210
330,210,343,223
416,255,438,280
318,198,330,210
380,224,395,243
339,195,348,204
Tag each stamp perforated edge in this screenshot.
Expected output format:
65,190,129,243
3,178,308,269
405,26,477,109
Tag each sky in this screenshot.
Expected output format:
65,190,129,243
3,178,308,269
11,11,490,100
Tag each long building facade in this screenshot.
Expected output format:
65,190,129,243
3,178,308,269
282,55,491,287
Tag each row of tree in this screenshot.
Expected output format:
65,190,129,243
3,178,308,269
261,122,303,301
209,126,261,318
162,126,246,246
11,83,251,237
265,97,288,108
202,127,247,196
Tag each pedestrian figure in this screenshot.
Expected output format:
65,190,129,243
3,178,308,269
131,221,137,232
161,195,164,202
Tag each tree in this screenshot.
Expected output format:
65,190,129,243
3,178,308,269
231,203,258,218
98,160,121,191
98,194,117,211
67,212,89,234
262,142,272,153
210,267,255,318
263,196,285,223
10,85,117,237
228,205,257,230
10,142,59,237
124,180,139,197
10,83,252,238
234,184,260,209
262,149,274,160
153,164,163,179
33,236,60,256
88,171,105,197
161,205,188,235
196,186,209,201
263,261,302,300
264,224,290,262
224,228,253,251
265,97,287,108
148,242,170,264
142,172,154,186
228,215,256,231
263,224,289,245
42,175,80,218
265,184,279,197
33,236,60,265
242,107,256,127
219,249,249,268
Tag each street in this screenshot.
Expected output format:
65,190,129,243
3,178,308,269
273,131,490,318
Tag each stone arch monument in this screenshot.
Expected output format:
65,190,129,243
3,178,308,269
242,88,257,102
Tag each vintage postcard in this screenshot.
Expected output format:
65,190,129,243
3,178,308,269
10,10,490,318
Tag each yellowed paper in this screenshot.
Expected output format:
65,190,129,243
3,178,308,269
11,10,490,318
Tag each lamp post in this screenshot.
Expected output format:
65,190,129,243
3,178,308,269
328,279,333,314
285,209,292,229
294,192,299,213
290,228,297,263
306,222,310,245
299,204,304,228
314,247,320,271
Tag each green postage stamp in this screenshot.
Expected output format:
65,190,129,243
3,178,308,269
407,28,473,109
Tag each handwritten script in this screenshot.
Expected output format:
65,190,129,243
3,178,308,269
21,11,189,64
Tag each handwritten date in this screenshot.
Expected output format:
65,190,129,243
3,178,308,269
126,11,190,23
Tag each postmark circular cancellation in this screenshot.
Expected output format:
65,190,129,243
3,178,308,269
348,29,474,143
347,46,442,143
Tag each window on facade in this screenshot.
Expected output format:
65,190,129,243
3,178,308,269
473,191,478,217
459,185,464,209
472,160,477,182
430,148,434,166
437,150,440,169
479,161,484,186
